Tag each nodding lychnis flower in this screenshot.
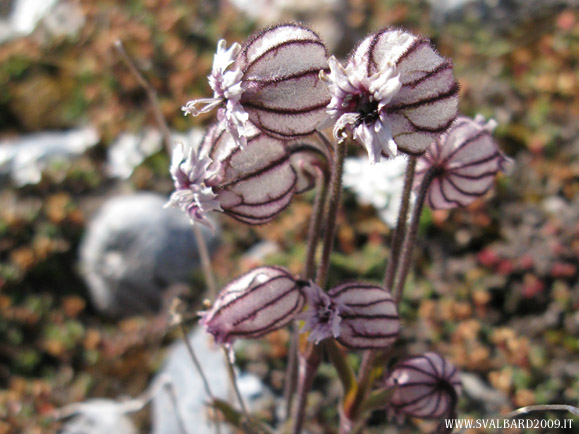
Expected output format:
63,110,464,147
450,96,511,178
200,266,305,345
385,352,462,423
300,281,399,349
414,114,513,209
166,120,328,227
182,23,331,148
320,28,459,164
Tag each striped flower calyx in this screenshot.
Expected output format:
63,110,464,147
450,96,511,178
320,28,459,163
385,352,462,422
200,266,305,345
300,281,400,349
414,114,513,209
183,23,331,148
329,282,399,349
199,120,328,225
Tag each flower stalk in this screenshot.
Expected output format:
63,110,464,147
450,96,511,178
292,131,347,434
284,167,328,420
316,132,348,288
303,166,329,280
222,347,249,419
394,167,436,304
291,341,322,434
383,155,417,291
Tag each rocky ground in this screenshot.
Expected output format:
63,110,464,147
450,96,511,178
0,0,578,432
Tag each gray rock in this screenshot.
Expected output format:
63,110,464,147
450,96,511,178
152,327,271,434
0,127,99,186
106,128,204,180
79,193,218,318
0,0,84,44
58,399,137,434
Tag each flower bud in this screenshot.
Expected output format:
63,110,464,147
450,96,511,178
182,23,330,148
200,266,305,345
321,28,459,163
415,114,513,209
385,352,462,421
300,281,399,349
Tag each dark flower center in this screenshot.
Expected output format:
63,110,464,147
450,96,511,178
316,301,336,324
347,92,380,126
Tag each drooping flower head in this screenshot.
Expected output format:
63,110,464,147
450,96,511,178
300,281,400,349
166,120,329,226
385,352,462,422
328,282,399,349
321,28,459,163
183,23,331,148
200,266,305,345
165,142,222,229
414,114,513,209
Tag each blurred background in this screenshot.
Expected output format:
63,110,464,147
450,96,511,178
0,0,578,432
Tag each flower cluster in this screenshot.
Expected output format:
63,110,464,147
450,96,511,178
164,20,513,433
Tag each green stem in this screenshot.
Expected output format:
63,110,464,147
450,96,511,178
324,340,357,397
383,156,417,291
341,350,376,424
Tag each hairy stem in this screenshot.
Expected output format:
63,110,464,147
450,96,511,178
383,156,417,291
283,326,299,420
316,134,347,288
394,168,435,305
284,168,328,420
304,167,329,280
291,134,347,434
291,344,322,434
